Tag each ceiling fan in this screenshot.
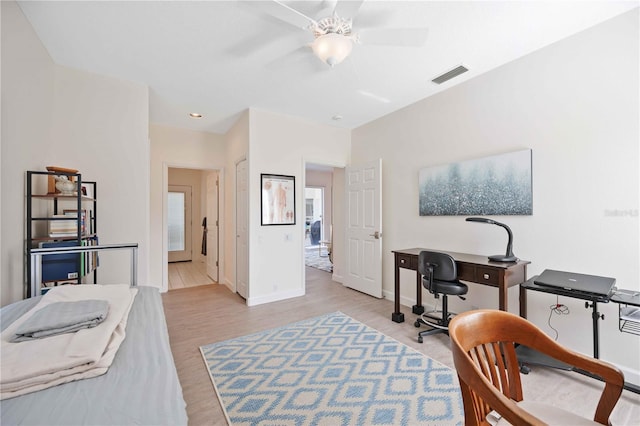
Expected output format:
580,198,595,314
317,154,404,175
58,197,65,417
248,0,429,68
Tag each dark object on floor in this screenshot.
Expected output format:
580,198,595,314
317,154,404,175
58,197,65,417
310,220,321,245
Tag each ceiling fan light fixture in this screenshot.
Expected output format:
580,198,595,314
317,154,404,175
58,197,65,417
311,33,353,67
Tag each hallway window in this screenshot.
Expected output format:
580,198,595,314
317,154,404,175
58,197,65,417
168,191,185,252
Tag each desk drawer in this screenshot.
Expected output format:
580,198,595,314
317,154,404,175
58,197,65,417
396,253,417,270
476,267,500,286
457,263,476,282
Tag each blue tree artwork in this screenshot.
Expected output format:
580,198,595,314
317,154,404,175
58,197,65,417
419,149,532,216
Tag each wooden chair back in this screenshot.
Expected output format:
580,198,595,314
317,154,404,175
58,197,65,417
448,309,624,426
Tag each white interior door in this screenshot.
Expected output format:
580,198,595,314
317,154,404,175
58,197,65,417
236,159,248,298
168,185,192,263
344,159,382,298
206,171,219,282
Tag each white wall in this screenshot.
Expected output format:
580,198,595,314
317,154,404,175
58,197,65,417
222,110,250,292
351,9,639,382
149,124,226,290
1,1,150,304
50,66,150,288
331,168,346,284
248,108,350,306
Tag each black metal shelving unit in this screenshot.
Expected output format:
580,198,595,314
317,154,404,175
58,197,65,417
25,170,98,298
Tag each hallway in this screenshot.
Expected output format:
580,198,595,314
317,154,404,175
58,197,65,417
168,261,215,290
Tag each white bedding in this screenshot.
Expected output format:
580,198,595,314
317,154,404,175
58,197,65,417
1,286,188,425
0,284,137,399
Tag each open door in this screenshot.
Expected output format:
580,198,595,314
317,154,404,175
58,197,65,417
236,159,248,298
168,185,192,263
344,159,382,298
205,171,219,282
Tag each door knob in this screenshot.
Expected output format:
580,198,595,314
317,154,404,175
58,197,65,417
369,231,382,239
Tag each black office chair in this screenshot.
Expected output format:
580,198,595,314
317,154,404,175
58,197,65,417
415,251,468,343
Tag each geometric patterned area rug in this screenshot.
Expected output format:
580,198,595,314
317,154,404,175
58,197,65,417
200,312,463,426
304,246,333,273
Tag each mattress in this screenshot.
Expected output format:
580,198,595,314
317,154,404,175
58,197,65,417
0,286,188,425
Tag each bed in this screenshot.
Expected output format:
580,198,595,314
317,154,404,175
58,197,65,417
0,244,188,425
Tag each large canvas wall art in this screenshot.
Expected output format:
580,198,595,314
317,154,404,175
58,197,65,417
419,149,532,216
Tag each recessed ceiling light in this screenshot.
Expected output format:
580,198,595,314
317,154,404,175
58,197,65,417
332,115,343,121
189,113,203,119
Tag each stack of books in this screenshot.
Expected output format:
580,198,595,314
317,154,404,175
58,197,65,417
48,214,80,238
64,209,87,235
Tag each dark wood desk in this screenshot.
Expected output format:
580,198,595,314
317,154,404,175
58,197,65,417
392,248,530,323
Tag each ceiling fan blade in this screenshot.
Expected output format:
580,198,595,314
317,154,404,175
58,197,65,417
357,27,429,47
264,45,325,74
333,0,365,19
243,0,317,30
351,8,393,29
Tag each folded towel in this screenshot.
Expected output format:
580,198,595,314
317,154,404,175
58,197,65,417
10,299,109,342
1,285,137,399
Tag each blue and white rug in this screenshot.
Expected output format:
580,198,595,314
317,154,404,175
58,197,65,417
305,246,332,273
200,312,463,425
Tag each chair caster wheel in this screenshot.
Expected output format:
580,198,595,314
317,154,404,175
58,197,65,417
418,336,423,343
520,365,530,374
414,321,421,328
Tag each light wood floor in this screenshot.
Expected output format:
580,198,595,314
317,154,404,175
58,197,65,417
162,267,640,426
168,260,215,290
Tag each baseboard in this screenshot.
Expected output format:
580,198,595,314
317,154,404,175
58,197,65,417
247,287,305,307
382,288,415,308
222,278,234,293
332,273,343,283
618,364,640,389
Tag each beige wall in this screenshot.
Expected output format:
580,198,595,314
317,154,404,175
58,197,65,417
1,1,149,304
51,66,150,288
1,1,55,305
351,9,639,383
149,124,226,290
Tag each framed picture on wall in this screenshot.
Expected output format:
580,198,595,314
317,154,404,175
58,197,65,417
80,183,93,199
261,174,295,225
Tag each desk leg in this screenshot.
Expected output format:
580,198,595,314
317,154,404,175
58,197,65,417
589,301,601,359
392,259,404,323
499,282,507,312
520,286,527,319
412,270,425,315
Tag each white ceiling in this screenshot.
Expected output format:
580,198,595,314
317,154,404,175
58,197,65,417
18,1,638,134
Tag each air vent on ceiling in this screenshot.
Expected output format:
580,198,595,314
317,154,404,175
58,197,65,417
432,65,469,85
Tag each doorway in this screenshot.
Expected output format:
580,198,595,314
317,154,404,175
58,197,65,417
166,167,220,290
304,163,340,276
305,187,324,248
